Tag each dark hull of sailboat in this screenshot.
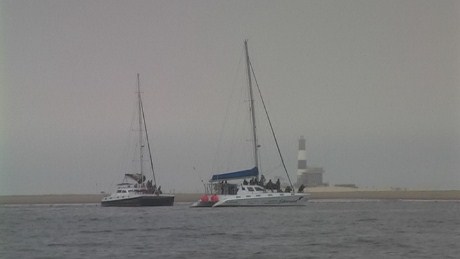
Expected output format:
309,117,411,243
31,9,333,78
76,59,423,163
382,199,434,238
101,195,174,207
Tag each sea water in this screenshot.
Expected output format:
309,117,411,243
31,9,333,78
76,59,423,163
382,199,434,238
0,200,459,258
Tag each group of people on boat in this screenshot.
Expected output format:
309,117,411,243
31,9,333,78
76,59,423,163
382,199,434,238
215,181,238,195
243,175,283,192
213,174,306,195
145,180,162,195
243,177,306,193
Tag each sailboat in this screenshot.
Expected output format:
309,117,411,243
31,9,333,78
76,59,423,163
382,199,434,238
191,41,309,207
101,74,175,207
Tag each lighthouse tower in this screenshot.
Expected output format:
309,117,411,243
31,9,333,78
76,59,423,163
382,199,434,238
297,136,308,176
295,136,325,187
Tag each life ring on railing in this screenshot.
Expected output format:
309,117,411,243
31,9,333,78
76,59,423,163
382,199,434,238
210,194,219,202
200,195,209,202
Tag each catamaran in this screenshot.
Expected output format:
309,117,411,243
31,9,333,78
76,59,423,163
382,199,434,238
101,74,174,207
191,41,309,207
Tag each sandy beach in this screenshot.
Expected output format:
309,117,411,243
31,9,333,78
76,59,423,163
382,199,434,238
308,190,460,200
0,193,202,205
1,190,459,205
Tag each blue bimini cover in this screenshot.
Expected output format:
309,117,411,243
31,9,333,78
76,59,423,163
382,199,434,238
210,167,259,182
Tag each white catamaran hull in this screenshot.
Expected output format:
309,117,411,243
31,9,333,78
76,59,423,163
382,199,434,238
191,192,309,207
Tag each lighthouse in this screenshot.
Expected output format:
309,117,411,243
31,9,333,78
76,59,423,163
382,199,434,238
297,136,308,176
295,136,325,187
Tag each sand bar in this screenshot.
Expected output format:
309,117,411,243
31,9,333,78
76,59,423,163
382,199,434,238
0,193,201,205
309,190,460,200
1,191,459,205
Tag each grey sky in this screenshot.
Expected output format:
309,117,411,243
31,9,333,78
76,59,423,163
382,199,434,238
1,0,459,195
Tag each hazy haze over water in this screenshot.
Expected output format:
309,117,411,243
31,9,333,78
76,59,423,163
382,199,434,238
1,0,459,195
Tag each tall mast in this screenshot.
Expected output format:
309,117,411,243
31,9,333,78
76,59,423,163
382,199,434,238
245,40,259,174
137,73,144,179
137,73,158,186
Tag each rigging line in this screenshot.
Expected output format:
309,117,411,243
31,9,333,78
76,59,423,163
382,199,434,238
213,50,245,173
192,166,206,193
139,78,157,187
113,94,137,189
249,60,295,192
127,97,137,173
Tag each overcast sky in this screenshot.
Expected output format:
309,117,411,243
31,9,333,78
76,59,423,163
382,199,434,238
1,0,459,195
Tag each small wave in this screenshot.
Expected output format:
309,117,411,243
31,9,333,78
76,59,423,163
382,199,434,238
357,218,378,222
79,229,113,234
115,228,138,232
425,219,445,224
48,242,107,248
156,226,197,231
47,243,67,247
355,238,380,245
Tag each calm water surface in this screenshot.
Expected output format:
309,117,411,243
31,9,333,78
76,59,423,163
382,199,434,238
1,200,459,258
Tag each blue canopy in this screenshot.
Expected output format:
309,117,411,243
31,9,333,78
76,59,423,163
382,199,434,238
210,167,259,182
